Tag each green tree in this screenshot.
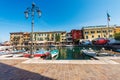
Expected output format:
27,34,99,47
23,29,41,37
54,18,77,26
52,33,54,41
114,33,120,41
46,34,49,41
55,33,60,42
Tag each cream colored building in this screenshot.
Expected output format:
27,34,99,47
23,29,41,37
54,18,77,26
82,25,115,41
33,31,66,45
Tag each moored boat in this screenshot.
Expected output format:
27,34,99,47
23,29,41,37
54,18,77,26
65,45,73,47
23,49,50,58
116,49,120,52
34,50,50,57
50,49,59,59
81,48,96,57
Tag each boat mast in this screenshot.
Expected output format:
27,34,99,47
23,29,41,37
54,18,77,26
107,12,110,39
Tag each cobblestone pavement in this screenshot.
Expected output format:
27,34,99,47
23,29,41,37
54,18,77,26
0,59,120,80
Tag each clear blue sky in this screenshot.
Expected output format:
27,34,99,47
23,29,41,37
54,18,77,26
0,0,120,42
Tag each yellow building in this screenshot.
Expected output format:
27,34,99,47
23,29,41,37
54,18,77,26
60,32,66,43
82,25,115,41
10,32,24,46
114,26,120,33
10,32,30,46
23,32,30,45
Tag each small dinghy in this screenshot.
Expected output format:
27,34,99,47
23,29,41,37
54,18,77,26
50,49,59,59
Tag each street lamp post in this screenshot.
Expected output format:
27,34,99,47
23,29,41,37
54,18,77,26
24,2,41,57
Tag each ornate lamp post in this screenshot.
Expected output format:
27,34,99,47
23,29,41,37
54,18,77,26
24,2,41,57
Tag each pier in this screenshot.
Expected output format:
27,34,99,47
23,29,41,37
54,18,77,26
0,57,120,80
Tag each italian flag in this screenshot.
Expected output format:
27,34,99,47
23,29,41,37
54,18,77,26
107,13,110,21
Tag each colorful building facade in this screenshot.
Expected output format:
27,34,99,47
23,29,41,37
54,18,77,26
10,31,66,46
10,25,120,46
82,25,115,41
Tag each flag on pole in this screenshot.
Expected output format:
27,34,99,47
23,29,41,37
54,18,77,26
107,13,110,21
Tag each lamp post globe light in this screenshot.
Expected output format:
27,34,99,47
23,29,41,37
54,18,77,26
24,2,41,58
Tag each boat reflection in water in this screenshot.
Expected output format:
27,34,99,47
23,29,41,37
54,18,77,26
57,46,97,60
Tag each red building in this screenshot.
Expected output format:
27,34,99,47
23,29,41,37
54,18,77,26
71,30,83,40
71,30,83,44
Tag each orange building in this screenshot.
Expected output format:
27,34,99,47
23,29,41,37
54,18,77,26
23,32,30,45
10,32,30,46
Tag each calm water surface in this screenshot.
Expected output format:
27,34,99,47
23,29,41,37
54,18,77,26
40,46,102,60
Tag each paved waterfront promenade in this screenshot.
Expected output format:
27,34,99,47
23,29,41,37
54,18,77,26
0,57,120,80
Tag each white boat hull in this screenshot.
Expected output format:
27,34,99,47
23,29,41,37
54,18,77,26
51,53,58,58
81,50,96,57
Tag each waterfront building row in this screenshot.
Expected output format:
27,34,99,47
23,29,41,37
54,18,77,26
10,31,66,46
10,25,120,46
